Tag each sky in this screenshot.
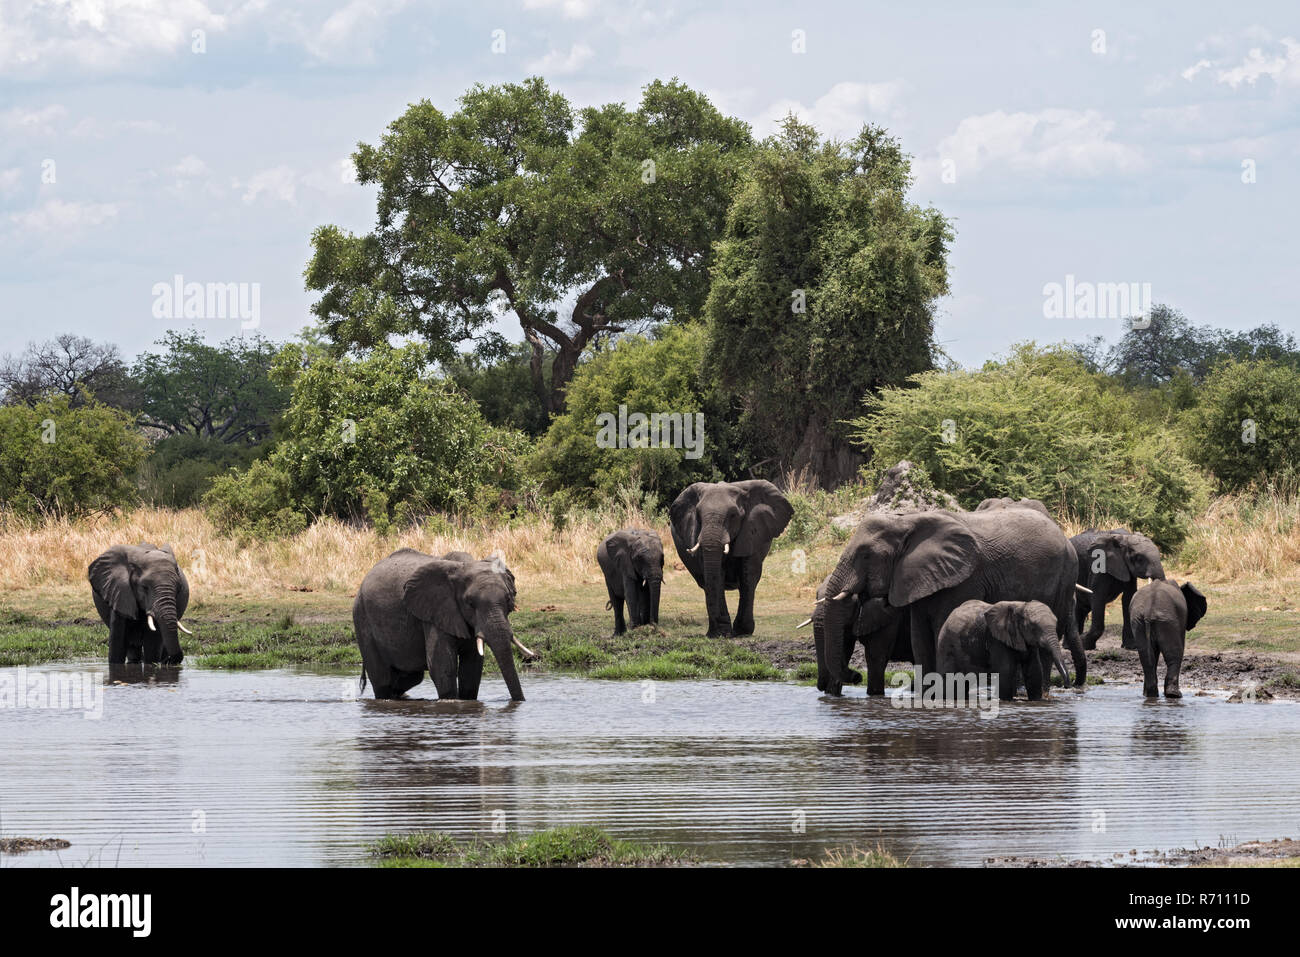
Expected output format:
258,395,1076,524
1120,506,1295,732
0,0,1296,367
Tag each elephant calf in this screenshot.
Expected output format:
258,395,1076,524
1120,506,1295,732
936,600,1070,701
354,548,536,701
597,529,663,635
1129,579,1207,698
88,544,191,665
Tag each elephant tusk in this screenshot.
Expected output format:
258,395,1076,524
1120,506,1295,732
476,637,485,657
177,621,193,635
814,596,826,604
687,542,701,555
147,612,157,631
723,542,730,555
831,590,852,601
512,636,538,660
796,617,813,629
1075,583,1094,595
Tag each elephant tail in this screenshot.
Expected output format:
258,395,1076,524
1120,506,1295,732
605,600,612,610
359,665,368,695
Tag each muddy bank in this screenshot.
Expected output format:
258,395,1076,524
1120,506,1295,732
1072,633,1299,700
0,837,70,852
987,837,1300,868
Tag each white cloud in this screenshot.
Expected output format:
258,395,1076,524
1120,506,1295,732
522,0,602,19
0,104,68,135
1181,59,1213,82
0,168,21,195
1180,36,1300,90
236,165,297,204
299,0,409,63
934,108,1144,180
527,42,593,75
10,199,119,232
755,81,905,140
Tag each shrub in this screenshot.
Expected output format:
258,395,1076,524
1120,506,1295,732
530,324,720,503
1181,358,1300,491
849,343,1210,547
139,434,264,508
0,394,147,518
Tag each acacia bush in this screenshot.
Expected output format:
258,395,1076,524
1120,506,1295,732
0,394,147,518
203,345,529,535
849,344,1210,547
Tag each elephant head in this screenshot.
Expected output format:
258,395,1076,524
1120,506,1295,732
88,543,190,664
669,480,793,634
619,530,664,623
819,512,978,694
983,600,1070,688
401,556,532,701
1089,530,1165,581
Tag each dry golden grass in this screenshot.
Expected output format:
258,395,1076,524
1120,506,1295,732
1177,490,1300,582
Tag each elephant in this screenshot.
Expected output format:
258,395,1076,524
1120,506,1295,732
811,585,913,695
88,544,190,665
936,600,1071,701
353,548,536,701
669,480,793,637
596,529,664,635
442,550,476,563
1130,579,1207,698
816,508,1086,695
1070,529,1165,650
975,497,1054,520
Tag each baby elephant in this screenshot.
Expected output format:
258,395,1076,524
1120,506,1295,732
936,600,1070,701
597,529,664,635
1129,579,1207,698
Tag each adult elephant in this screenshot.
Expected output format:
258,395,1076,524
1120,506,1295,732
1070,529,1165,650
811,585,912,695
669,480,793,637
88,544,191,665
353,548,536,701
974,497,1054,520
817,509,1086,695
597,529,664,635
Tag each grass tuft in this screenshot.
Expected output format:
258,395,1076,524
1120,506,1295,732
369,825,692,868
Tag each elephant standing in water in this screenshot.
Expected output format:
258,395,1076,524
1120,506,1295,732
597,529,664,635
354,549,536,701
88,544,191,665
1130,579,1207,698
1071,529,1165,649
811,586,912,695
816,509,1085,695
669,480,793,637
936,600,1071,701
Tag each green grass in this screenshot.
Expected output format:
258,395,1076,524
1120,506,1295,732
806,844,907,868
369,825,694,868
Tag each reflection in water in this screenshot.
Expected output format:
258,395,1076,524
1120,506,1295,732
1,665,1297,866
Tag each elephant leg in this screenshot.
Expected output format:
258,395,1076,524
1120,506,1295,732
704,583,731,638
1119,582,1137,650
623,575,645,628
732,557,760,636
864,635,890,695
1155,623,1184,698
140,626,163,665
1022,652,1045,701
457,646,484,700
427,631,459,700
107,613,129,664
610,592,626,636
1132,621,1158,698
909,608,937,688
1082,588,1107,649
1074,590,1089,636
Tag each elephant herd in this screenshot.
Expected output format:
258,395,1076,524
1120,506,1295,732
85,480,1206,704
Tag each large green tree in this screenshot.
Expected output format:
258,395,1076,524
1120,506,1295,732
704,117,952,487
305,77,753,418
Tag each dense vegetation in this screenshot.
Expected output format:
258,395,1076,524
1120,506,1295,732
2,79,1297,546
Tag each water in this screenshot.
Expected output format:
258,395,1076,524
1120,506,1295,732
2,664,1297,867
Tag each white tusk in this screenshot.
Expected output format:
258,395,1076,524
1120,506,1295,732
832,590,852,601
147,612,157,631
476,637,485,657
814,597,826,604
177,621,193,635
512,636,537,659
723,542,730,554
687,542,701,555
796,617,813,629
1075,583,1093,595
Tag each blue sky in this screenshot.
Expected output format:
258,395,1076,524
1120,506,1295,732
0,0,1296,366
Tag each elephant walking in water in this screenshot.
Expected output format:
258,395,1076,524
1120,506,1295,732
816,508,1086,695
88,544,191,665
353,548,535,701
1130,579,1207,698
936,600,1071,701
669,480,793,637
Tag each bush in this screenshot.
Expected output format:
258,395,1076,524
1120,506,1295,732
0,394,147,518
139,434,264,508
1181,358,1300,491
849,343,1210,547
530,324,721,503
202,345,528,535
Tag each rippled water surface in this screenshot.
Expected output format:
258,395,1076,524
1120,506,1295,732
2,664,1297,866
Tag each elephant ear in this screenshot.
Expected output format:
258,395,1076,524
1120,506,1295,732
1182,582,1207,630
88,546,139,620
983,603,1028,654
733,480,794,556
1093,534,1132,582
888,512,978,606
401,559,472,640
668,484,708,588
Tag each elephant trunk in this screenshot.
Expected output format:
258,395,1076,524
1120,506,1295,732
647,579,661,624
697,523,728,634
819,562,862,695
1048,640,1071,689
483,610,524,701
151,586,184,665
